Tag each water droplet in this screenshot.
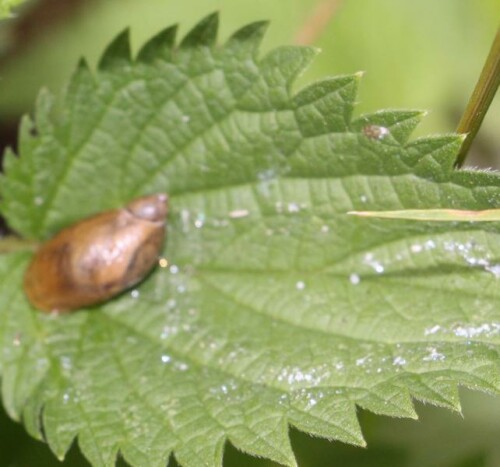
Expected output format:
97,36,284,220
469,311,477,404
175,362,189,371
410,244,423,253
229,209,249,219
423,347,446,362
362,124,390,140
276,365,326,386
424,324,441,336
349,273,361,285
425,240,436,250
393,356,407,366
12,333,22,346
363,253,385,273
356,356,369,366
130,289,140,299
278,393,289,405
486,264,500,278
194,213,205,228
452,322,500,338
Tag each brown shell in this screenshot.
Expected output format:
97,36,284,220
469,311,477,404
24,193,168,313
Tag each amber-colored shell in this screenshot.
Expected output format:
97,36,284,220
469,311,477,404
24,194,168,313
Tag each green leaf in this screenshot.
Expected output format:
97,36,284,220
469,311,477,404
1,13,500,467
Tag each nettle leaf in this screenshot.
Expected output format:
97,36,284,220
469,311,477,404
1,13,500,467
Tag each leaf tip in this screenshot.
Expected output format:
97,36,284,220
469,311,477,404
137,24,178,62
180,11,219,48
98,27,132,70
76,56,90,71
226,20,269,51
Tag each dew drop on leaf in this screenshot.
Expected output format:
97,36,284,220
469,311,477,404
229,209,249,219
296,281,306,290
424,324,442,336
349,273,361,285
392,356,407,366
486,264,500,278
410,244,423,253
175,362,189,371
423,347,446,362
161,354,171,364
130,289,140,299
194,213,205,228
12,333,22,346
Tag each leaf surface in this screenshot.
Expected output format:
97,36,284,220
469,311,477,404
1,14,500,467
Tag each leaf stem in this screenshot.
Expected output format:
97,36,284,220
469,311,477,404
0,236,37,254
455,28,500,167
294,0,342,46
348,208,500,222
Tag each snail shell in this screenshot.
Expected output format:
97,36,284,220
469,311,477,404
24,193,168,313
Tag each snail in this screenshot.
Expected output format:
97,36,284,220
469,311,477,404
23,193,168,313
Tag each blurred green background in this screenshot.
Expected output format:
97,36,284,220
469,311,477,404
0,0,499,465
